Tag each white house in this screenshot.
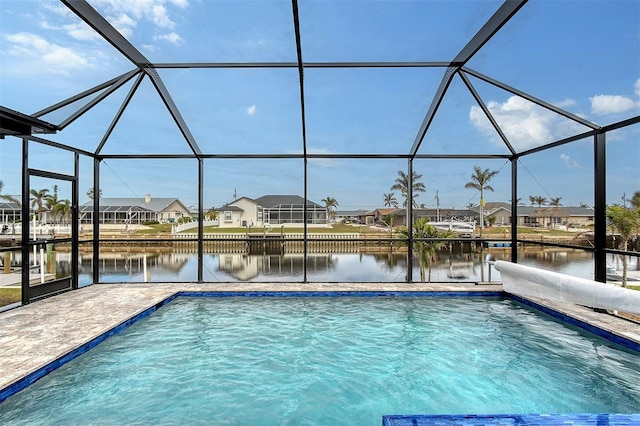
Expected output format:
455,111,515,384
216,195,327,228
79,194,191,225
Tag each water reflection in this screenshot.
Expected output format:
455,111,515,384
65,243,615,283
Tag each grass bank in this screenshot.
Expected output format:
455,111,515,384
0,288,20,307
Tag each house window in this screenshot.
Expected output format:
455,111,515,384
224,211,232,222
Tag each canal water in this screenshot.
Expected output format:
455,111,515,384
75,245,630,285
4,243,637,286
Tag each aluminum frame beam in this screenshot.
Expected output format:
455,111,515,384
463,67,601,130
33,70,138,118
451,0,527,67
152,62,450,69
409,67,457,157
410,0,527,158
96,72,146,155
145,68,203,156
58,70,139,130
292,0,310,281
62,1,202,156
62,0,151,67
458,72,517,155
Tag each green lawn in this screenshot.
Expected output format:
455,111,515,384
133,224,173,234
0,288,21,307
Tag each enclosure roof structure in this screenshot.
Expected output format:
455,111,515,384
254,195,323,208
80,197,183,212
0,106,57,137
2,0,637,161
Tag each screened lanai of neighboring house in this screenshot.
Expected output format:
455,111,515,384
0,0,639,303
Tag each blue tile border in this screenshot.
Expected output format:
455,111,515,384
508,294,640,353
177,290,504,298
382,413,640,425
0,292,179,404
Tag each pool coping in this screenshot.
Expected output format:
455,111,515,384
383,413,640,425
1,283,639,421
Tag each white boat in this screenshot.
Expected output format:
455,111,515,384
428,221,476,237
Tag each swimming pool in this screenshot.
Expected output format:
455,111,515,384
1,296,639,425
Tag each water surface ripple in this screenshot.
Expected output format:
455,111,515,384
1,297,639,425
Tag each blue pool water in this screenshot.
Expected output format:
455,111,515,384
1,297,639,425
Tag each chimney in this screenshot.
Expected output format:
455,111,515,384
145,193,151,203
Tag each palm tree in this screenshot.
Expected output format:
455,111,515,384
464,166,499,234
399,218,454,282
321,196,339,222
383,193,398,208
52,199,71,225
30,188,50,223
206,207,218,221
631,191,640,209
87,187,102,200
529,195,536,206
0,180,20,205
579,202,590,208
606,205,640,287
534,196,548,207
391,170,426,208
549,197,563,207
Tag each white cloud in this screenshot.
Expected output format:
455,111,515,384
246,105,257,116
306,148,339,168
555,99,576,108
589,79,640,115
168,0,189,8
63,22,103,41
4,33,89,74
151,4,174,29
39,17,102,41
560,154,580,169
141,44,158,53
108,13,137,38
42,3,76,19
469,95,581,150
286,148,339,168
155,32,183,45
590,94,638,115
92,0,185,34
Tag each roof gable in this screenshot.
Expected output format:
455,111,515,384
254,195,322,208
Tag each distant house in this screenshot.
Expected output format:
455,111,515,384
517,206,594,227
334,209,368,223
373,208,479,227
79,194,191,225
216,195,327,228
474,202,595,227
0,202,21,225
475,202,512,225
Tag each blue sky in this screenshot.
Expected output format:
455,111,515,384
0,0,638,211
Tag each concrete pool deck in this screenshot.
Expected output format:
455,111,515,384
1,282,639,399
